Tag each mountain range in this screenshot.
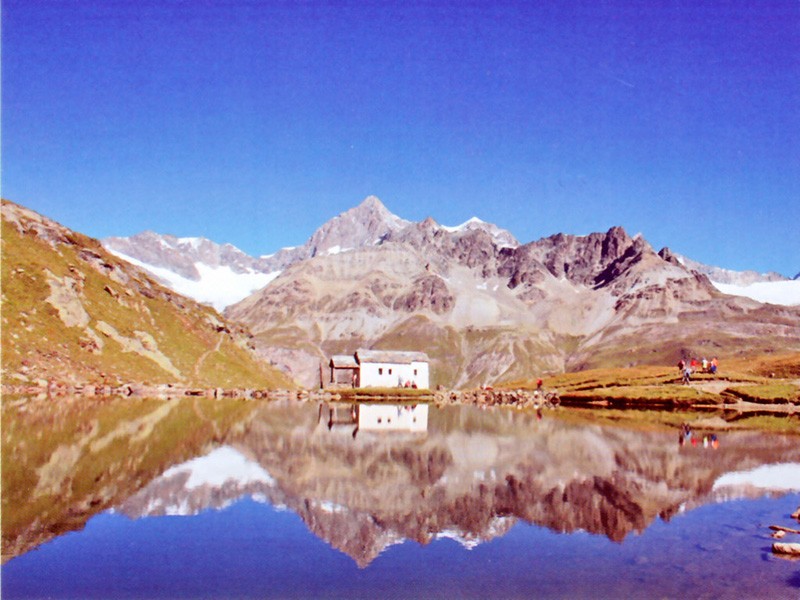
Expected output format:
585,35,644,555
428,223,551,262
103,196,800,388
103,196,798,312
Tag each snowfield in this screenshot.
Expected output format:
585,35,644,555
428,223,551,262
108,249,281,312
711,280,800,306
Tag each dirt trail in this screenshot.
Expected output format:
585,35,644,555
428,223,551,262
693,380,735,394
194,336,223,378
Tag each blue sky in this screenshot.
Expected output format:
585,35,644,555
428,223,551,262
4,1,799,276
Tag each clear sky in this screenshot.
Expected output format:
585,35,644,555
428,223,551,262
3,1,799,276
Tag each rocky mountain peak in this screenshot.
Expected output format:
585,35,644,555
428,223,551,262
522,226,654,288
307,196,410,257
358,194,390,214
657,247,682,267
420,216,440,229
440,216,519,249
602,225,635,258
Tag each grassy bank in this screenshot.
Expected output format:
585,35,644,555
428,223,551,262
501,353,800,413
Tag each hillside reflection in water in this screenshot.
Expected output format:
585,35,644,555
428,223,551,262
2,398,799,599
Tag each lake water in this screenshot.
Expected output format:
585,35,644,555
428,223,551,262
3,397,799,599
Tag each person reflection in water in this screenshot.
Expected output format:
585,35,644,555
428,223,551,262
679,422,719,449
679,422,691,446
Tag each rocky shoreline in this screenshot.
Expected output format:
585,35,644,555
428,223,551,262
4,383,799,423
1,382,553,407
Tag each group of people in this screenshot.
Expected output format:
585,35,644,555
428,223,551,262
678,356,719,384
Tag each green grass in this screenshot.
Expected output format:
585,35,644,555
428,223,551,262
375,315,464,389
723,382,800,404
335,387,434,402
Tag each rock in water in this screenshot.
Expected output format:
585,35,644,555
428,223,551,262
772,542,800,556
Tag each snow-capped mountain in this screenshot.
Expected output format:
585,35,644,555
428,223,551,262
105,196,797,312
668,251,800,307
442,216,519,248
118,446,278,517
103,232,281,311
102,196,520,311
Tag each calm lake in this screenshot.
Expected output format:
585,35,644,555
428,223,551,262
2,397,799,599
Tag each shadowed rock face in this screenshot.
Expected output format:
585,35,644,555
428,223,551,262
116,402,800,567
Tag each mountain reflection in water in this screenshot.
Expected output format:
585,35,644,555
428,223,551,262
2,397,799,598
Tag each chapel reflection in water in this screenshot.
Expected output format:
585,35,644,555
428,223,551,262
319,402,429,438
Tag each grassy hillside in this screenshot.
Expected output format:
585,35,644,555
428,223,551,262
1,200,294,389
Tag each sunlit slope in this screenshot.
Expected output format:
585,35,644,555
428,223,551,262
1,200,294,389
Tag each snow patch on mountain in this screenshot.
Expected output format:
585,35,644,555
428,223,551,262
711,280,800,307
442,216,519,248
109,249,280,311
324,245,352,256
177,237,204,249
442,217,486,232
